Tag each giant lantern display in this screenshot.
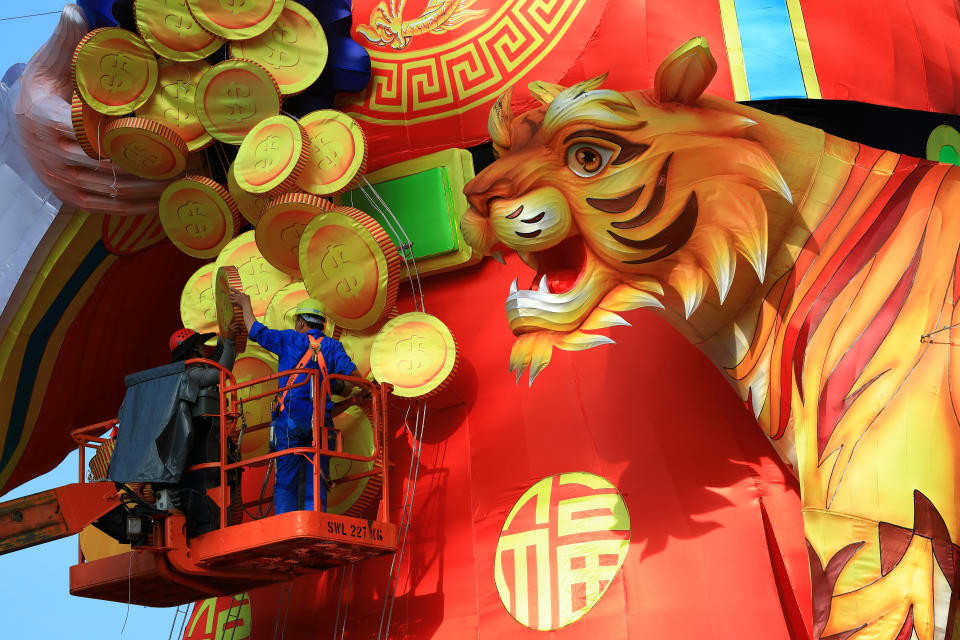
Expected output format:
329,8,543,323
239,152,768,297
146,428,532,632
3,0,960,639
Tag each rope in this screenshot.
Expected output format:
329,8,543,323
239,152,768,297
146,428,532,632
351,177,426,313
222,594,245,640
335,564,356,640
332,566,347,640
167,604,191,640
377,400,427,639
272,580,293,640
120,550,135,634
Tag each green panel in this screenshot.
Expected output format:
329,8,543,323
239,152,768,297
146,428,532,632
939,145,960,166
339,167,459,261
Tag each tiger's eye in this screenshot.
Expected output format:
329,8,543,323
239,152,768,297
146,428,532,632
576,148,601,172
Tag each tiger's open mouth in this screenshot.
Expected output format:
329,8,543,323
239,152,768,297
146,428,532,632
520,235,586,294
504,236,619,334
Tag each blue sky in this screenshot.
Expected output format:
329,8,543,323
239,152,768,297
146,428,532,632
0,4,181,637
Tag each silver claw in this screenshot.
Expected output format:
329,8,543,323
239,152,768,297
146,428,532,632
510,278,519,295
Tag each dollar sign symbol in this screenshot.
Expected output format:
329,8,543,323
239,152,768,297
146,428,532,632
237,258,270,297
123,143,159,169
223,82,255,122
99,53,133,94
255,135,280,170
320,244,364,299
161,80,193,127
312,133,340,171
177,201,210,237
199,286,215,321
395,335,424,373
164,1,191,35
220,0,248,15
280,223,306,259
265,21,300,68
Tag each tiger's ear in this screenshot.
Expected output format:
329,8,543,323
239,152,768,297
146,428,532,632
528,80,566,105
654,37,717,105
488,86,514,156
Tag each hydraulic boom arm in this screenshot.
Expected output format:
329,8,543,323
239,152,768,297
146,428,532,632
0,483,121,555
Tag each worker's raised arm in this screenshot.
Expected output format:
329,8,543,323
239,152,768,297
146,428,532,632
228,288,256,331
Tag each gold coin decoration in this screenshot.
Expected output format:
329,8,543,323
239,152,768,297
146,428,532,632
234,115,309,195
71,91,108,160
255,192,332,276
264,281,338,336
327,405,383,517
134,0,224,61
299,206,401,330
232,344,278,458
180,262,219,343
227,160,272,224
297,110,367,196
186,0,286,40
102,117,189,179
73,27,159,115
370,312,459,398
195,59,281,144
338,309,396,379
135,59,212,151
215,230,296,318
160,175,241,258
215,264,247,353
230,0,327,96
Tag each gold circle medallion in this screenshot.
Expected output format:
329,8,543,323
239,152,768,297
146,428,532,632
255,192,332,276
102,117,189,179
230,0,327,95
135,59,213,152
296,110,367,196
160,175,241,258
180,262,219,343
370,312,458,397
134,0,224,61
71,91,109,160
299,206,400,330
186,0,285,40
233,115,309,195
215,230,296,318
195,59,281,144
215,264,247,353
73,27,158,115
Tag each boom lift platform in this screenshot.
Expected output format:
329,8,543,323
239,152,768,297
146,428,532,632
0,360,397,606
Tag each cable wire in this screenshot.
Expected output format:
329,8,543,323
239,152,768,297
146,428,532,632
0,10,60,22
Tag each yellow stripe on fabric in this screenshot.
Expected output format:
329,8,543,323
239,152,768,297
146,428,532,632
0,211,103,488
0,251,116,490
718,0,751,101
785,0,821,99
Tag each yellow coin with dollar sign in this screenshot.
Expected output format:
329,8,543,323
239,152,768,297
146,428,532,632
102,117,189,179
230,0,327,96
135,59,212,152
234,115,310,196
195,59,281,144
160,175,242,258
215,230,296,319
180,262,219,345
186,0,286,40
299,206,401,330
134,0,224,61
231,344,279,458
296,110,367,196
370,312,459,398
215,264,248,353
72,27,158,115
255,192,333,276
228,160,272,224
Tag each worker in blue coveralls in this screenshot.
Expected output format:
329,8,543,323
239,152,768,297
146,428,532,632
229,288,362,514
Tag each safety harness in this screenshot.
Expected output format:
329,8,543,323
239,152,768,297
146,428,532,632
275,335,327,415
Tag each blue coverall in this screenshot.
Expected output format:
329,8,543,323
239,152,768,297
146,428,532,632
248,320,357,514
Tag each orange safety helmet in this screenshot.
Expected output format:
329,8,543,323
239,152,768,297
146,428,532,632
169,328,216,360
